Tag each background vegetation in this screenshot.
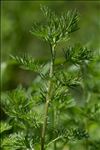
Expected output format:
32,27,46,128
1,1,100,150
1,1,100,90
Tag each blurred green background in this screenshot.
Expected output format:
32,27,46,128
1,1,100,90
1,1,100,150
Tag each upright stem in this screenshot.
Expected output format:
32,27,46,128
41,44,55,150
51,104,57,150
53,109,57,150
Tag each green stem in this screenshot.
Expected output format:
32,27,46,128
46,136,63,148
41,44,55,150
52,107,57,150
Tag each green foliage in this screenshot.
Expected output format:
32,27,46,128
0,122,12,134
1,132,28,150
88,140,100,150
64,44,93,65
10,54,43,72
31,5,79,45
1,5,100,150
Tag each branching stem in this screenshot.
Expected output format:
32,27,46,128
41,44,56,150
46,136,63,148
